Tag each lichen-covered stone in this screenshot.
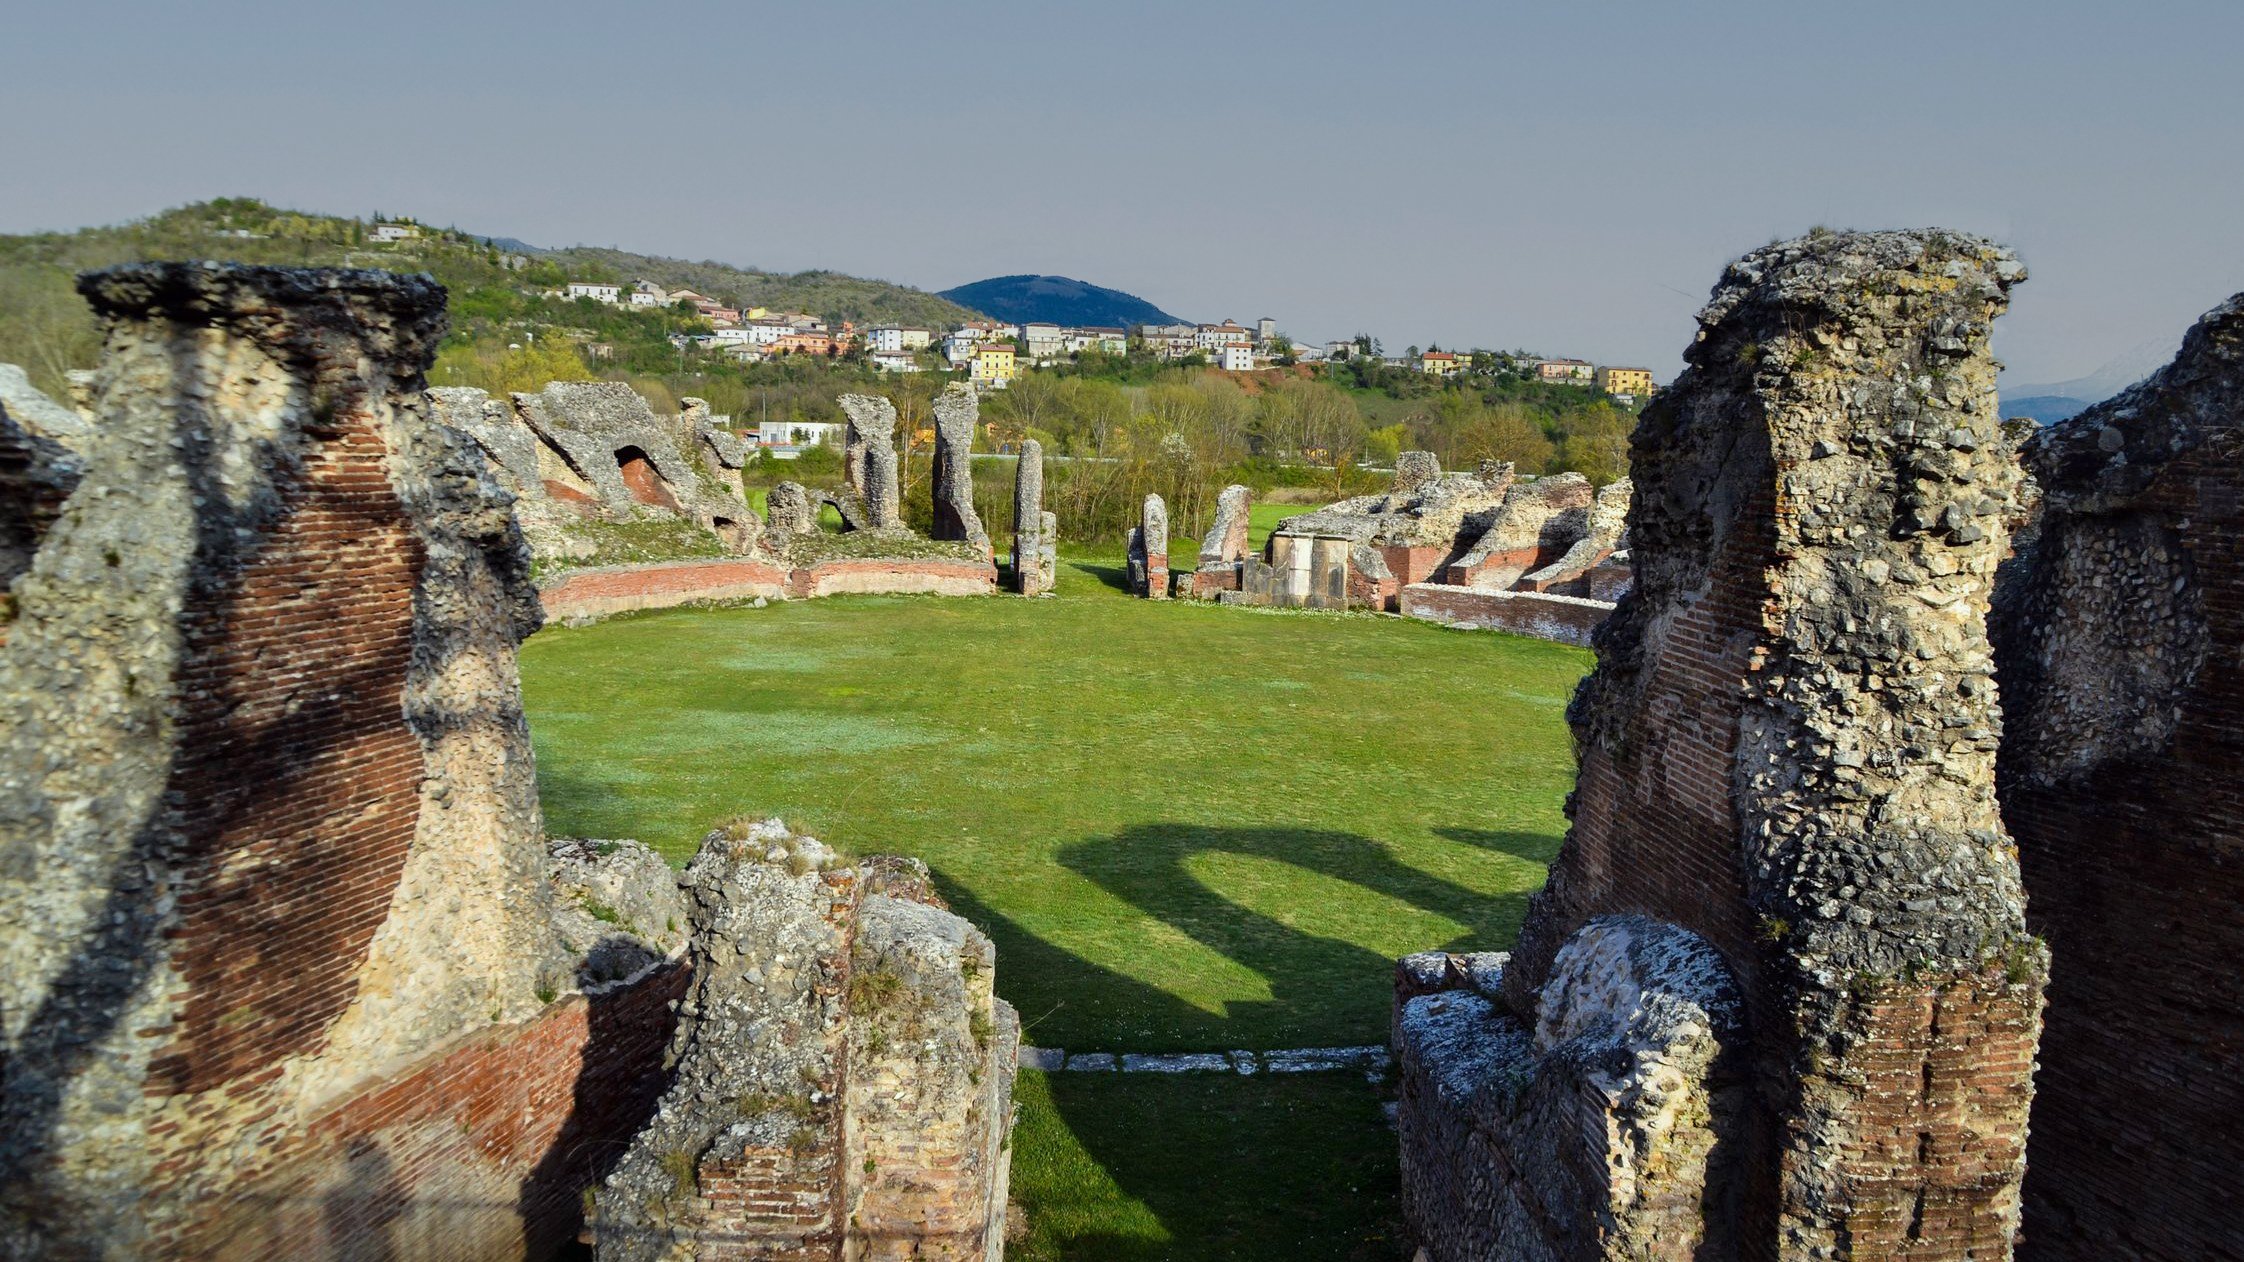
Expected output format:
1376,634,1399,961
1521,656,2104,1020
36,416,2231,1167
1198,484,1253,567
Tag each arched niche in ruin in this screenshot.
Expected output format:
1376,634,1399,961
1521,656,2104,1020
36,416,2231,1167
613,444,680,511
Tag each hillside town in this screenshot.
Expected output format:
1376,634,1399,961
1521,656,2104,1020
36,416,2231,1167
553,272,1660,403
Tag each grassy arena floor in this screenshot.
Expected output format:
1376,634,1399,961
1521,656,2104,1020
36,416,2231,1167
518,548,1589,1259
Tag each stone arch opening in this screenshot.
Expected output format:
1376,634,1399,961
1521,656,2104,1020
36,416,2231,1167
614,446,678,510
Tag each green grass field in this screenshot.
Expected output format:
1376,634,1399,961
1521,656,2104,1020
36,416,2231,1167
517,546,1588,1257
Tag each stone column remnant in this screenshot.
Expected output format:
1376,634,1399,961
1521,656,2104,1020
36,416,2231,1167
929,383,987,551
837,393,902,532
1992,293,2244,1262
1012,437,1047,594
1133,493,1169,598
1199,484,1253,568
1396,231,2045,1261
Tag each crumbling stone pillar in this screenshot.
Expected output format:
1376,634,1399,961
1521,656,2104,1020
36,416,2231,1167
1199,483,1252,568
1012,437,1048,595
594,822,1017,1261
837,393,903,532
1186,484,1253,598
1398,231,2045,1261
1128,493,1168,598
1392,448,1441,494
766,480,817,537
929,383,987,551
0,264,562,1256
1993,293,2244,1262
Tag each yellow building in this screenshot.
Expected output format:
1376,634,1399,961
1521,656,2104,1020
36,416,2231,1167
1419,351,1461,377
970,343,1017,390
1597,366,1655,397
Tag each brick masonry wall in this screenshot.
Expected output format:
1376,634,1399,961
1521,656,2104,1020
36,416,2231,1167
1398,583,1613,647
1995,296,2244,1262
1423,232,2042,1261
149,396,430,1095
158,962,688,1260
537,556,997,621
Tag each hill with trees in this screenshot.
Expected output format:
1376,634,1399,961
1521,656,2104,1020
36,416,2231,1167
938,275,1182,328
0,198,977,397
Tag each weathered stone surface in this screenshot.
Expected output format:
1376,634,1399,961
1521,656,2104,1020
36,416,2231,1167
1406,231,2045,1261
1013,437,1048,595
1994,292,2244,1262
1198,483,1253,568
0,397,83,602
1397,584,1612,647
930,383,987,550
1271,459,1512,609
594,820,1016,1261
1396,920,1743,1262
1445,472,1593,590
765,479,817,536
1391,449,1442,494
0,263,568,1256
426,380,761,565
1517,477,1630,595
1129,493,1169,598
548,838,690,987
837,393,903,532
0,363,91,445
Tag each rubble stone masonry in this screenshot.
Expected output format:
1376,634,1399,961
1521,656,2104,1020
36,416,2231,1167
1994,293,2244,1262
0,265,1017,1260
1400,231,2046,1261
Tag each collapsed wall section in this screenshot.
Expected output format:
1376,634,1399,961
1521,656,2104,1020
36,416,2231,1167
1993,294,2244,1262
593,823,1017,1262
1400,231,2044,1261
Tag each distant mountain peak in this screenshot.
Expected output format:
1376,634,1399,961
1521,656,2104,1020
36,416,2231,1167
937,275,1182,328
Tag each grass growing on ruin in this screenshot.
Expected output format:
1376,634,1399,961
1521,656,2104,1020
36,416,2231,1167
518,544,1589,1257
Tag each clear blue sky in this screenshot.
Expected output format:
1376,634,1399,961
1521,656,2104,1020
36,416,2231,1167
5,0,2238,385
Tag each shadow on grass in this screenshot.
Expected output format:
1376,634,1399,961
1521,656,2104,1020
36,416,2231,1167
935,821,1554,1260
1065,557,1135,595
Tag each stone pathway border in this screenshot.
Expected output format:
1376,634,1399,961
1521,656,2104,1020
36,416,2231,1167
1018,1045,1389,1077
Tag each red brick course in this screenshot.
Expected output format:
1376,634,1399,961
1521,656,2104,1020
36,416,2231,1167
157,963,688,1259
537,557,999,621
150,404,428,1095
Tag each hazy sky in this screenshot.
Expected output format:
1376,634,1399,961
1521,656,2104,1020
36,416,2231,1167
5,0,2238,385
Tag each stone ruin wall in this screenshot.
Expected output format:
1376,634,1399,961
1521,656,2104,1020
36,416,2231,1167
1188,456,1630,638
1992,294,2244,1262
0,264,1015,1259
1398,230,2047,1260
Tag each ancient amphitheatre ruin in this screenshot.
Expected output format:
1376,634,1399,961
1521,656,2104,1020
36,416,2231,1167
0,228,2238,1260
